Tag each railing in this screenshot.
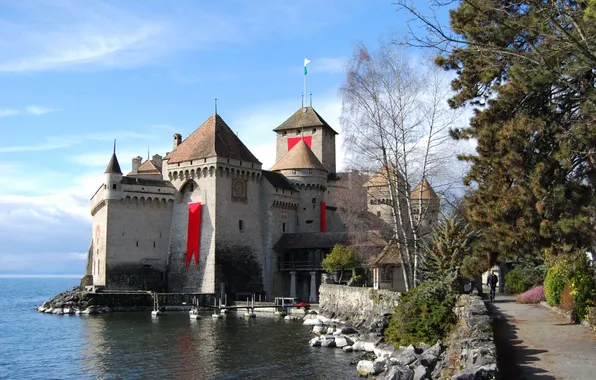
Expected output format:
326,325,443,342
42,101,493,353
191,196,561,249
279,261,323,271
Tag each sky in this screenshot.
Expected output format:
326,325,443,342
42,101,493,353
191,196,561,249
0,0,466,275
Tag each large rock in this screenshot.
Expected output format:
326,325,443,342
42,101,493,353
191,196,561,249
340,326,359,335
352,341,366,351
357,360,376,376
373,357,388,373
377,365,414,380
343,345,353,352
334,337,349,348
390,347,418,366
312,325,326,335
321,339,336,348
309,337,321,347
419,340,443,370
451,363,498,380
412,364,429,380
374,342,397,358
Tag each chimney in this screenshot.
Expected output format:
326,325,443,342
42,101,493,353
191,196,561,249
132,156,142,174
152,154,163,170
173,133,182,149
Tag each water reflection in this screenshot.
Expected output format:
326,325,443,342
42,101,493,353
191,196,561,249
78,312,360,380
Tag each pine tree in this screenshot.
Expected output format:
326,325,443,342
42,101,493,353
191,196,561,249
396,0,596,263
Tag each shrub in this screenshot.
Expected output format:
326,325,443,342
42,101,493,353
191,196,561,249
570,269,596,321
587,307,596,330
322,244,359,283
559,284,574,312
544,261,573,306
516,286,545,304
505,265,548,294
385,280,457,347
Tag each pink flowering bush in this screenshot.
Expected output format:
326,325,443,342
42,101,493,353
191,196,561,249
516,285,545,304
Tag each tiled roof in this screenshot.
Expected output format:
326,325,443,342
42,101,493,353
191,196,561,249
270,139,326,171
262,170,298,192
139,160,161,175
363,165,403,187
372,242,405,266
273,106,338,134
104,153,122,174
410,178,438,200
121,176,175,188
167,114,261,164
273,231,387,250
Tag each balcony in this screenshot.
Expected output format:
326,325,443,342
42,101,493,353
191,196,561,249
279,260,323,271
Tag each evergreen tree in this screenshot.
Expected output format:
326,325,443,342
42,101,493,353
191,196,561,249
396,0,596,263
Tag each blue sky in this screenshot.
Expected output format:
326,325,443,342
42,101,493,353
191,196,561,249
0,0,460,275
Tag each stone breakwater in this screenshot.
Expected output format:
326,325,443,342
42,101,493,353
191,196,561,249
307,293,498,379
36,287,215,315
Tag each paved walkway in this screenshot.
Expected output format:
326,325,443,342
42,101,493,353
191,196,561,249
487,294,596,380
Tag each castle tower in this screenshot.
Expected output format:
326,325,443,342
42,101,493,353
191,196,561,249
104,151,123,199
273,106,337,173
270,139,328,233
410,178,440,237
164,114,263,295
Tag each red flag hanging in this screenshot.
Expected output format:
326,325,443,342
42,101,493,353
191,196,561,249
320,201,326,232
186,202,201,268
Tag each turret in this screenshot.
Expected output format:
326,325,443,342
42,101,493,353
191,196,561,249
104,150,123,200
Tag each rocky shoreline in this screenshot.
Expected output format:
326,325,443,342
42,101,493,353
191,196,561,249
305,295,498,379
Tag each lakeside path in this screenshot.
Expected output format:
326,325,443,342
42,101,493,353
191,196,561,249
487,294,596,380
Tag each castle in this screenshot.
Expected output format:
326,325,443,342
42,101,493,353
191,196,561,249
83,106,439,301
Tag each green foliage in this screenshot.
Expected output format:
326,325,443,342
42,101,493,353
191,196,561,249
505,265,548,294
570,268,596,321
385,280,457,347
544,261,573,306
419,217,480,285
322,245,360,283
421,0,596,264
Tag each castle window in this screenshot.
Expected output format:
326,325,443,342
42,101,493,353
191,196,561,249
296,130,300,135
227,159,230,163
204,158,207,163
112,184,116,190
158,189,161,192
136,241,139,247
312,198,316,204
309,169,312,174
177,163,180,167
282,223,286,232
283,131,287,136
239,161,242,166
377,211,381,217
312,128,316,133
306,220,313,224
153,242,156,248
239,220,244,232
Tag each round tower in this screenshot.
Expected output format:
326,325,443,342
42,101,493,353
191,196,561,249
104,151,123,200
270,139,328,233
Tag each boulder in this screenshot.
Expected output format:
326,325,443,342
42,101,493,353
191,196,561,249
418,342,431,352
376,365,414,380
321,339,336,348
364,341,378,352
326,326,335,335
309,337,321,347
412,364,429,380
343,345,353,352
373,356,388,374
340,326,359,335
374,342,397,358
352,341,366,351
356,360,376,376
334,337,349,348
419,340,443,370
451,363,498,380
390,348,418,367
312,325,326,335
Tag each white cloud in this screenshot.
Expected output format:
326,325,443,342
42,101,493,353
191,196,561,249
68,252,87,260
0,108,19,117
25,105,55,115
315,57,347,74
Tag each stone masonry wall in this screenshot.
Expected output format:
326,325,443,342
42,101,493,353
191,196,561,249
318,284,400,329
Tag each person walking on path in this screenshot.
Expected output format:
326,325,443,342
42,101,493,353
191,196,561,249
487,270,498,301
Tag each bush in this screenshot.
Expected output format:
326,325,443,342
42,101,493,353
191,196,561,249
505,265,548,294
516,286,545,304
570,269,596,321
385,280,457,347
559,284,574,312
544,261,573,306
587,307,596,330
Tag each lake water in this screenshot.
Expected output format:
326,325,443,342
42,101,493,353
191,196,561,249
0,277,360,379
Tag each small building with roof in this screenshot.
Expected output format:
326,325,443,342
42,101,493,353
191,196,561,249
83,105,439,302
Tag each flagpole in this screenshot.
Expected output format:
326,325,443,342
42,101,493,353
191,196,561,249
304,69,307,110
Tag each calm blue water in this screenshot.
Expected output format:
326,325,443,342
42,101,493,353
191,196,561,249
0,278,360,380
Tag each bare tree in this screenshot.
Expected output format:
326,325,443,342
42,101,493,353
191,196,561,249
340,41,462,290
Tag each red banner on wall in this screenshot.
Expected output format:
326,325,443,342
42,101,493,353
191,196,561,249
288,136,312,150
186,202,201,268
320,201,326,232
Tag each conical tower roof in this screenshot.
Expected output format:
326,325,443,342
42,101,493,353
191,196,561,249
273,106,338,134
270,139,326,171
104,153,122,174
364,164,402,187
410,178,438,200
167,114,261,164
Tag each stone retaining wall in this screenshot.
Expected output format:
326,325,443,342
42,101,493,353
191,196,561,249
318,284,400,330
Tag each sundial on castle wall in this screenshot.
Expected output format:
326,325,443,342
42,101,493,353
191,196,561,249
232,178,247,201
